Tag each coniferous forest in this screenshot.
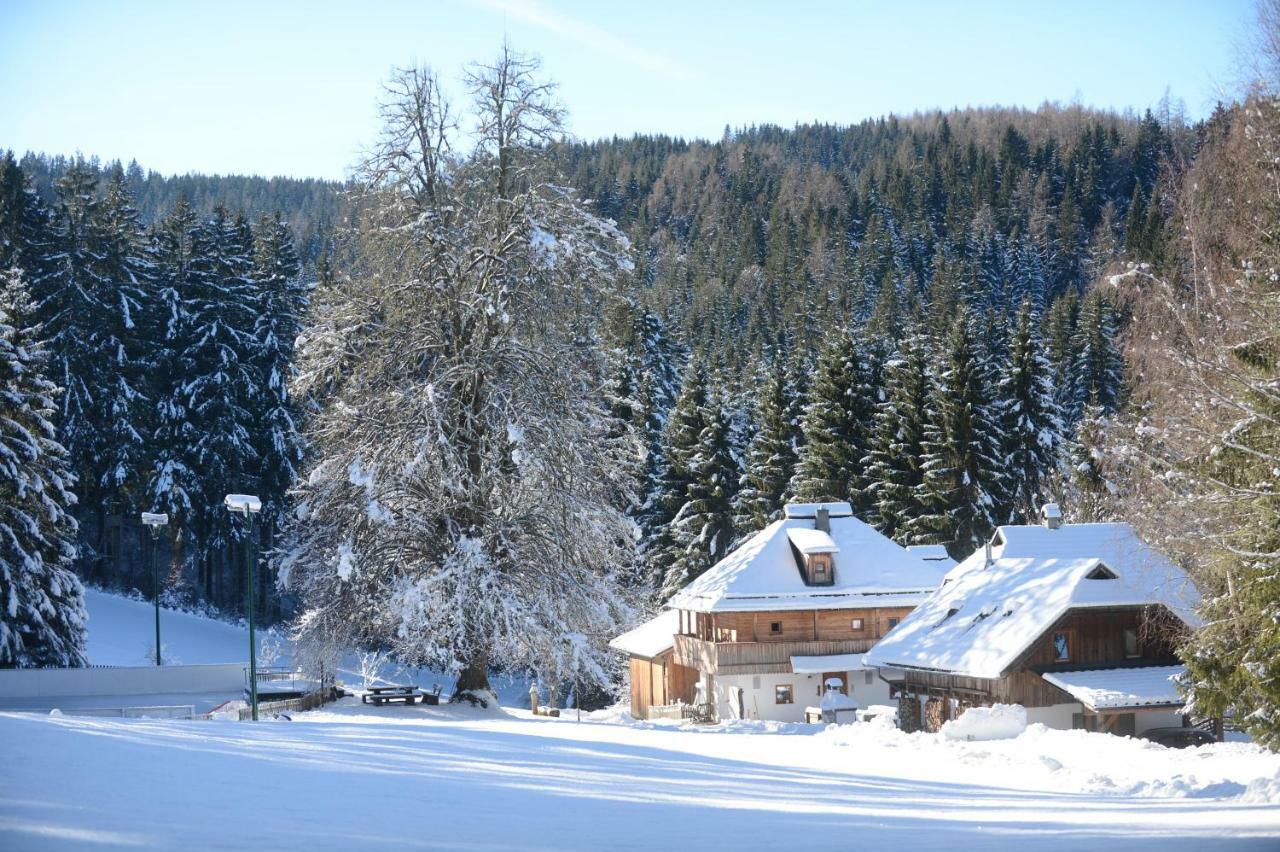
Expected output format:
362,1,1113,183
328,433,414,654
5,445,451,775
2,11,1280,747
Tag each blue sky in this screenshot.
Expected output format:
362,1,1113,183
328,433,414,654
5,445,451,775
0,0,1253,179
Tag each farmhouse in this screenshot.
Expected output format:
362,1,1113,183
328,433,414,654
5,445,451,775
611,502,951,722
863,506,1202,736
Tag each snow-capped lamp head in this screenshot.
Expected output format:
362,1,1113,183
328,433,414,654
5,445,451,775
141,511,169,540
1040,502,1063,530
224,494,262,515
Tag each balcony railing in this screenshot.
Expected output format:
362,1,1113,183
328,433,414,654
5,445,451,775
673,634,876,674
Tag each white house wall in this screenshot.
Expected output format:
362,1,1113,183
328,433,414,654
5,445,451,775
713,667,894,722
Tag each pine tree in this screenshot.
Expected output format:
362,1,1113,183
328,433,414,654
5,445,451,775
907,313,1007,556
643,366,709,588
181,209,262,597
0,268,87,667
997,301,1065,523
662,400,739,599
790,329,878,513
251,213,306,531
37,159,152,566
0,153,54,276
1068,291,1124,420
865,331,932,540
733,355,801,538
92,165,155,511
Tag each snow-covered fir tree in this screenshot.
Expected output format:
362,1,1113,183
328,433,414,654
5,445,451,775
0,267,87,668
282,54,637,701
996,300,1065,523
0,153,53,276
907,312,1008,557
790,328,879,513
642,365,708,590
1068,291,1125,420
732,354,801,539
37,160,153,556
250,212,307,533
662,398,739,600
865,330,932,541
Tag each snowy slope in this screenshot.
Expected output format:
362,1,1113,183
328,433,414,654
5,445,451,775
84,588,254,666
0,705,1277,851
81,588,533,705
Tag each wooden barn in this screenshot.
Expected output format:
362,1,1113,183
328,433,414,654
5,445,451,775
864,506,1202,736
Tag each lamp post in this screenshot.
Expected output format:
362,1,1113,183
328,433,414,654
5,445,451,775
225,494,262,721
140,512,169,666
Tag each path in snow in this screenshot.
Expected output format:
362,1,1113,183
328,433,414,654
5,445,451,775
1,700,1278,851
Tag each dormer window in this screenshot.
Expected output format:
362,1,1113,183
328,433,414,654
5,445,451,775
1085,563,1118,580
786,526,838,587
806,553,834,586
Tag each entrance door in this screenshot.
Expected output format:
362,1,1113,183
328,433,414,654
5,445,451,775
822,671,848,695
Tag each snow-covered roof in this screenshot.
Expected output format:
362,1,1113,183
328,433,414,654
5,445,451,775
608,611,677,658
786,527,839,555
907,544,955,565
668,507,949,613
864,522,1201,678
783,502,853,519
791,653,866,673
1041,665,1186,711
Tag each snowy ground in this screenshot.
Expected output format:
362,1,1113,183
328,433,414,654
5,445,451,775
1,700,1279,851
3,589,1277,849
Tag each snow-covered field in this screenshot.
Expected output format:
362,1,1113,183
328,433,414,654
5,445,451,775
2,702,1279,851
1,589,1277,850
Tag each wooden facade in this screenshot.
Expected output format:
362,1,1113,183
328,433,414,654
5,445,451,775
669,605,913,677
893,605,1187,732
628,649,699,719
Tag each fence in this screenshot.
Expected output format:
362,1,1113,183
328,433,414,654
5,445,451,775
236,687,335,720
0,663,245,700
66,705,196,720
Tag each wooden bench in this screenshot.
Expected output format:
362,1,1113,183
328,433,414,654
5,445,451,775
361,684,443,706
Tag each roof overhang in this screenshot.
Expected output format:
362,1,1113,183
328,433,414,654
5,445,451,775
1040,665,1187,712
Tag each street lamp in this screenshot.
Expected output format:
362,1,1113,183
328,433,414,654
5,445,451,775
225,494,262,721
140,512,169,666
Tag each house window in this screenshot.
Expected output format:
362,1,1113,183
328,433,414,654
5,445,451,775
865,670,874,685
775,684,794,705
851,618,864,630
769,621,782,635
1053,631,1072,662
887,617,900,629
1124,628,1140,659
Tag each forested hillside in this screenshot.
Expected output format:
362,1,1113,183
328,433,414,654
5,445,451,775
16,153,347,267
1,101,1195,624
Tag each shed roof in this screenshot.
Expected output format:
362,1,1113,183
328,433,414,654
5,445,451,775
863,522,1201,678
1042,665,1186,711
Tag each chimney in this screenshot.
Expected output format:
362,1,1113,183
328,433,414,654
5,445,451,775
815,507,830,533
1040,502,1063,530
984,540,993,568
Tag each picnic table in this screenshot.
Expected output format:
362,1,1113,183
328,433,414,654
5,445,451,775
361,684,442,706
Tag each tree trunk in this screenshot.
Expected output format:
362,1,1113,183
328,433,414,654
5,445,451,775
451,650,491,706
